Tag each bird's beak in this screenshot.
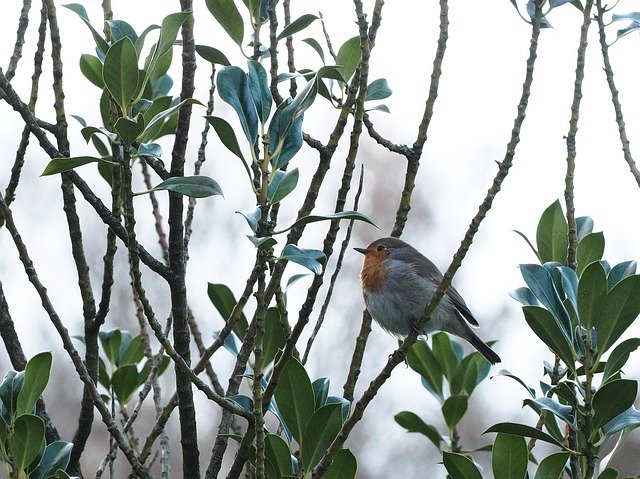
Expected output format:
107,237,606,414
353,247,367,254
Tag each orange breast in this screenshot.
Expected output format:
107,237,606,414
360,252,388,293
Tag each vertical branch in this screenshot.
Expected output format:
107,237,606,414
5,0,32,81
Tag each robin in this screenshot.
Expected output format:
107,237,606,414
354,237,501,364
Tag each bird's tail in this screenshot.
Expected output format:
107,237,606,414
456,323,501,364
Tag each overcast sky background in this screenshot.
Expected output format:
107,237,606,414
1,0,640,477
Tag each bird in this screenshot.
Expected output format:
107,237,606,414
354,237,501,364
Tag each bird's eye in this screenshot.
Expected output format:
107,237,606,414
376,245,386,252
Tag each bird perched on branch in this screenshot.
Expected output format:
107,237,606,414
354,237,501,364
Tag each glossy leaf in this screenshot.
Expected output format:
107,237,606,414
41,156,104,176
601,406,640,437
145,175,223,198
108,19,138,43
279,244,326,275
195,45,231,66
603,338,640,383
79,54,104,89
608,261,637,290
576,232,605,275
524,397,575,428
0,370,23,418
277,14,319,40
278,210,377,233
300,403,343,470
9,414,45,472
144,98,201,140
217,66,258,144
205,116,247,164
335,36,361,82
442,394,468,429
533,451,570,479
323,448,357,479
485,422,564,448
229,394,253,412
594,274,640,355
267,168,299,204
265,434,293,476
31,441,73,479
273,358,315,443
592,379,637,430
16,352,52,416
509,287,539,306
263,307,286,365
557,265,578,313
451,352,490,396
578,261,607,331
103,37,139,111
114,114,145,146
536,200,568,264
513,229,540,261
312,378,330,410
432,332,460,382
406,340,443,401
302,38,325,63
112,364,139,404
207,283,248,340
394,411,442,449
238,207,261,233
247,235,277,250
98,329,122,365
597,469,619,479
205,0,244,46
526,0,553,27
138,142,162,158
520,264,571,338
492,433,528,479
120,335,145,366
268,92,308,169
576,215,594,241
62,4,109,55
248,60,272,124
495,370,536,398
522,306,575,367
365,78,392,101
442,452,482,479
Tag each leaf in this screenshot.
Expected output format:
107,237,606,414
312,378,330,410
509,287,539,306
495,370,536,398
594,274,640,355
267,98,304,169
267,168,299,204
145,175,223,198
527,0,553,27
442,395,468,429
16,352,52,416
279,244,326,275
576,215,594,241
302,38,325,63
237,207,261,233
205,116,247,164
79,54,104,89
608,261,637,290
492,433,528,479
407,340,443,401
335,36,361,82
576,232,605,276
273,358,315,443
205,0,244,46
112,364,140,404
229,394,253,412
195,45,231,66
557,265,578,314
394,411,443,449
451,352,490,396
107,19,138,43
484,422,565,448
217,66,258,144
597,468,620,479
248,60,272,124
263,307,286,365
577,261,607,331
323,448,357,479
442,452,483,479
9,414,45,472
522,306,575,367
365,78,392,101
207,283,249,340
114,114,145,146
120,335,145,366
601,406,640,437
534,451,571,479
277,210,377,233
300,403,343,470
592,379,637,430
143,98,201,141
62,4,109,55
41,156,104,176
103,37,139,111
524,397,575,428
264,434,293,476
31,441,73,479
536,200,568,264
137,142,162,158
603,338,640,383
247,236,277,250
432,332,460,382
277,14,319,40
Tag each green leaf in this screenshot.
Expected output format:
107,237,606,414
16,352,52,416
62,4,109,55
576,232,605,275
335,36,361,82
603,338,640,383
279,244,325,275
492,433,528,479
312,378,330,410
98,329,122,366
277,210,377,234
112,364,140,404
205,116,247,165
119,335,145,366
513,229,540,262
195,45,231,66
114,114,145,146
576,215,594,241
323,448,357,479
536,200,568,264
495,370,536,398
577,261,607,331
263,307,286,365
103,37,139,111
442,395,468,429
156,13,191,59
277,14,319,40
144,175,223,198
273,358,315,444
0,370,24,418
534,451,571,479
442,452,482,479
217,66,258,144
608,261,637,289
207,283,249,340
205,0,244,46
595,274,640,355
248,60,272,124
432,333,460,382
451,352,490,396
302,38,325,63
264,434,293,476
406,340,443,401
509,287,539,306
524,397,575,428
107,19,138,43
300,403,343,470
79,54,104,89
601,406,640,437
41,156,104,176
522,306,575,368
267,168,299,204
32,441,73,479
592,379,637,430
394,411,442,449
237,207,261,233
143,98,201,141
597,469,619,479
484,422,565,448
247,236,277,250
9,414,45,472
365,78,392,101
